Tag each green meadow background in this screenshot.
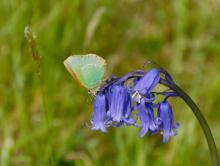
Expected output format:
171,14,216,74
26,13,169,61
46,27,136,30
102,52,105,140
0,0,220,165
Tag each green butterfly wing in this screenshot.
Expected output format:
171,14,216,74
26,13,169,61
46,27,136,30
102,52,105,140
64,54,106,89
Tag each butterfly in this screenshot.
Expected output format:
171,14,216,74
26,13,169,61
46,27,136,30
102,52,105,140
64,54,106,95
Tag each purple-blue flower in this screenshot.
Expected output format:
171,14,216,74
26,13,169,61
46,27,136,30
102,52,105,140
90,68,179,143
136,103,158,137
91,93,108,132
134,68,160,95
132,69,160,103
157,101,179,143
108,85,133,124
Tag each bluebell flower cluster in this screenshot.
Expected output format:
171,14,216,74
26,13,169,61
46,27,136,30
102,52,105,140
90,68,179,143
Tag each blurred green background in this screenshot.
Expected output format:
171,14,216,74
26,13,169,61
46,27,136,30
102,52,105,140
0,0,220,165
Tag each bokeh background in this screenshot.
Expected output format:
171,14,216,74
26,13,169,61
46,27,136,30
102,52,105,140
0,0,220,165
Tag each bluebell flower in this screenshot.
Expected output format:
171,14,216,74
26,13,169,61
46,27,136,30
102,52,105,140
91,93,108,132
157,100,179,143
90,68,179,143
132,69,160,103
134,68,160,95
136,103,158,137
108,85,132,123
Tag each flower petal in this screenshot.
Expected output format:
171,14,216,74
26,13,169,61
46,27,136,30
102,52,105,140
136,104,158,137
134,68,160,95
109,85,131,122
91,93,108,132
158,101,179,143
145,104,158,131
137,104,149,137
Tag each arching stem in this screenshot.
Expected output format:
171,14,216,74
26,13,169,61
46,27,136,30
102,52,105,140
160,79,219,166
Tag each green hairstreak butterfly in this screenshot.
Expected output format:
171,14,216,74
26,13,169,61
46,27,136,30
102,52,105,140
64,54,106,94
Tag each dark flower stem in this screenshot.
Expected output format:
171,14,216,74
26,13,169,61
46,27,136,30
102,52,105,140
160,79,219,166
